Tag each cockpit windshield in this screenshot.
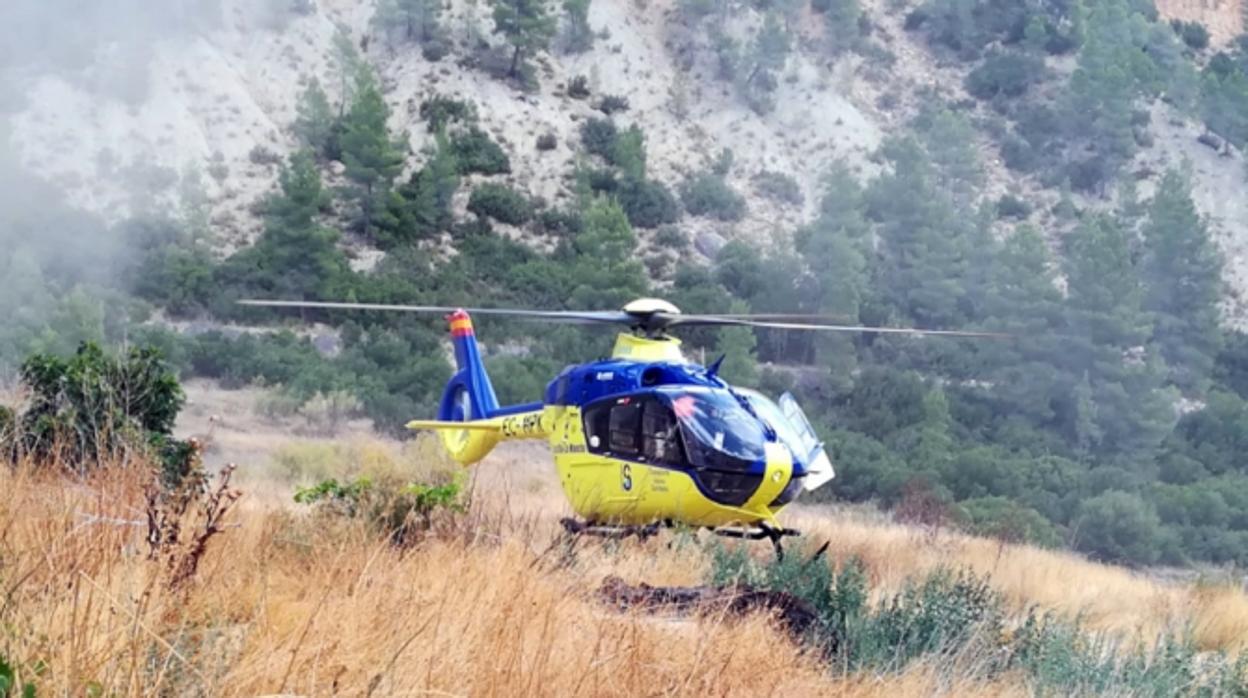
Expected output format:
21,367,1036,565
663,388,767,470
736,389,805,463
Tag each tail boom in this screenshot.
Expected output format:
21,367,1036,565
417,310,549,464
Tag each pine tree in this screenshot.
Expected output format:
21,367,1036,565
373,0,444,44
332,30,363,119
915,107,982,206
491,0,557,80
293,78,336,159
384,131,460,245
561,0,593,53
222,151,349,302
340,66,407,240
795,162,869,383
1141,168,1224,393
714,302,760,386
822,0,861,54
864,136,971,329
1063,214,1176,460
979,226,1070,431
569,196,647,309
746,12,790,87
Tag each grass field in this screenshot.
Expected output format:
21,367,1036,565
3,432,1248,696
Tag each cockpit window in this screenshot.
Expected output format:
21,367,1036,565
737,389,805,459
668,390,766,469
607,400,642,455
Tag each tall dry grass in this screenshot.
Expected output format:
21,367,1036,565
4,440,1248,696
0,462,1027,697
787,505,1248,653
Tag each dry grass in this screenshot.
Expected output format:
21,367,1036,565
787,506,1248,653
4,440,1248,695
0,461,1028,697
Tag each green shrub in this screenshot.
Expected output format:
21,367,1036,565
450,127,510,175
1171,19,1210,50
294,472,465,546
752,170,804,205
958,496,1062,547
617,177,681,228
467,183,533,225
996,194,1032,219
10,342,195,483
567,75,591,99
654,226,689,250
419,95,477,130
680,172,746,221
1074,490,1163,565
965,49,1044,100
0,652,37,698
537,207,583,237
580,117,618,159
535,132,558,150
597,94,630,114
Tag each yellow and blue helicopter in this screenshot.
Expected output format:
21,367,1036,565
242,298,1001,552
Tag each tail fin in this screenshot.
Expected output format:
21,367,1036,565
440,309,500,421
428,310,502,464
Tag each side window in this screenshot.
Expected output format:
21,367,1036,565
583,403,611,452
608,401,642,455
642,400,684,467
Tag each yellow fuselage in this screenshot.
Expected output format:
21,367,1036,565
432,333,794,528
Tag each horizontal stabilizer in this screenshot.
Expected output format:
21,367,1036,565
405,419,502,432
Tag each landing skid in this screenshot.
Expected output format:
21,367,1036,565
559,517,800,558
713,522,801,559
560,517,663,541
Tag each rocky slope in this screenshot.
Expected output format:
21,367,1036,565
5,0,1248,316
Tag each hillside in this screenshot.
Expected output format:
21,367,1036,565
6,0,1248,574
6,0,1247,286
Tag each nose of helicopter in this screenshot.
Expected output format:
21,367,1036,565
745,441,794,516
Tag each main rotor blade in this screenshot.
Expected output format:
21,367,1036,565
237,299,631,324
669,316,1011,338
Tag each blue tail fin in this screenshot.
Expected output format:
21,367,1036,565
438,309,500,421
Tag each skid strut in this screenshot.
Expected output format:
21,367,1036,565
714,522,801,558
560,517,663,541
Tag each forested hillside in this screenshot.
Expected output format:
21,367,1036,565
4,0,1248,568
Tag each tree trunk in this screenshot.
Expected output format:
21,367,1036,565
509,45,522,78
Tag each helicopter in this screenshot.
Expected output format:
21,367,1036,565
241,298,1003,553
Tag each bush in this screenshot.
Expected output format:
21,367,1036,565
248,145,282,166
1000,135,1038,172
450,128,510,175
467,183,533,225
965,49,1044,100
752,170,804,205
680,172,746,221
617,177,681,228
654,226,689,250
420,95,477,130
996,194,1032,219
580,117,618,159
959,496,1062,547
294,472,465,546
9,342,195,483
597,94,630,114
536,132,558,151
1074,490,1163,565
567,75,591,99
537,207,583,237
1172,19,1210,50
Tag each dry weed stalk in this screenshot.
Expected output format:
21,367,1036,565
146,461,243,589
